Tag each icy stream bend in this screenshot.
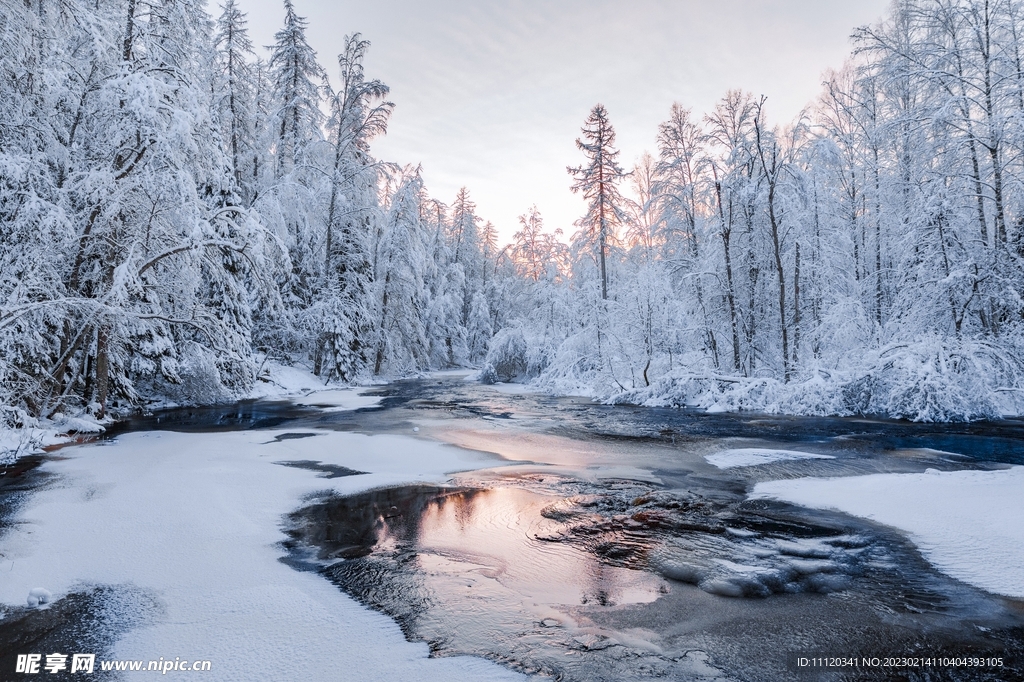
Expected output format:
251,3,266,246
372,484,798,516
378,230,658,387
1,375,1023,681
278,376,1024,681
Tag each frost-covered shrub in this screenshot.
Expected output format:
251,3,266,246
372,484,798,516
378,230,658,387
836,339,1022,421
534,331,604,393
478,363,499,385
485,327,529,382
0,405,37,431
0,407,42,464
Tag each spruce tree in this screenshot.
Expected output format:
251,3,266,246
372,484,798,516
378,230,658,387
568,104,628,300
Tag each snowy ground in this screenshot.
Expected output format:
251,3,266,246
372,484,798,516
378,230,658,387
246,360,345,400
753,466,1024,599
248,360,387,410
0,424,525,680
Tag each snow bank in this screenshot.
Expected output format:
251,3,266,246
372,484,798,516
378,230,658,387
1,361,381,464
0,428,39,465
248,360,383,410
705,448,834,469
247,360,333,398
598,338,1024,421
0,409,106,465
752,467,1024,598
0,430,523,681
475,335,1024,422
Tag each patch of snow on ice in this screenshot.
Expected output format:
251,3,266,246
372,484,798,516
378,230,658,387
293,389,382,411
752,466,1024,598
705,448,834,469
485,382,544,395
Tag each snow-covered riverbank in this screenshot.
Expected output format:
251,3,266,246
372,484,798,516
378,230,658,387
753,466,1024,599
3,373,1024,681
0,362,376,465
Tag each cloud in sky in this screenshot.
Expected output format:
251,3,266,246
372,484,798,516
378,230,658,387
234,0,890,242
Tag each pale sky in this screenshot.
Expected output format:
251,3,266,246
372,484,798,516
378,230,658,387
233,0,891,243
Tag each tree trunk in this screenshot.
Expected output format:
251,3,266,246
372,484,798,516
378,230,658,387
768,187,790,382
717,182,741,372
96,325,110,417
793,240,801,366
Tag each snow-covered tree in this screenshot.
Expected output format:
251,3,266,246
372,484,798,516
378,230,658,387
268,0,323,176
568,104,629,300
311,33,393,381
372,167,429,374
214,0,258,202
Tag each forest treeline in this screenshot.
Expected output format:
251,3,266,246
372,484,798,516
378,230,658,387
3,0,1024,424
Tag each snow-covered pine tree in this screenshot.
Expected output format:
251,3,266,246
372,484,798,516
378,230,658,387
372,167,429,375
0,0,72,419
466,290,492,363
268,0,323,177
419,198,465,366
214,0,258,203
312,33,393,381
568,104,629,301
259,0,326,365
448,187,485,341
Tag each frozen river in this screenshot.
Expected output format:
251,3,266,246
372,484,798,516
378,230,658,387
284,377,1024,681
1,375,1023,680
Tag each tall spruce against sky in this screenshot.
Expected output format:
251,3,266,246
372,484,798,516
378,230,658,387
268,0,323,175
215,0,257,200
568,104,628,300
